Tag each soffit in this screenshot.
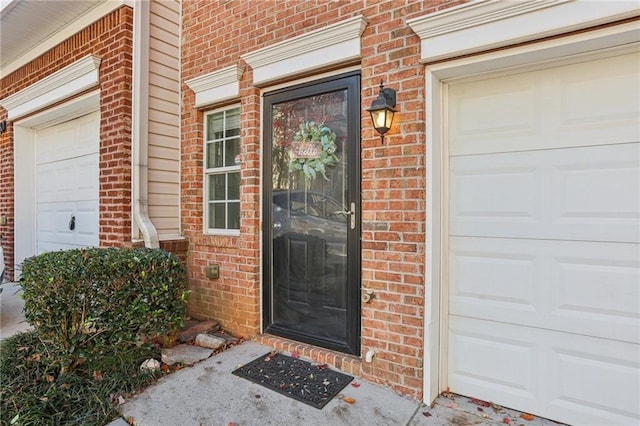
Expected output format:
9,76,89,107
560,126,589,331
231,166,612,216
0,0,103,75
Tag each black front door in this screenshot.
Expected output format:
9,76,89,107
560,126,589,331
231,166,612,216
263,72,360,355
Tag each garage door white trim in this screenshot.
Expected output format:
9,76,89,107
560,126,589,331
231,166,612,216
421,13,639,415
14,91,100,279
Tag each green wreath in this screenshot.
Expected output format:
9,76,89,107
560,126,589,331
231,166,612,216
290,121,339,184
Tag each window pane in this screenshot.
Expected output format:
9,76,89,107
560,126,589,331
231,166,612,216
226,108,240,138
213,203,226,229
228,172,240,200
207,112,224,140
208,203,219,229
207,141,223,168
228,202,240,229
225,137,241,166
209,174,226,201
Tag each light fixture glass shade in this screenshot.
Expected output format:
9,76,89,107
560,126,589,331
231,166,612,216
370,108,394,133
367,82,396,143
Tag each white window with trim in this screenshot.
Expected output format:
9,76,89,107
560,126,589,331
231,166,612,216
204,106,241,234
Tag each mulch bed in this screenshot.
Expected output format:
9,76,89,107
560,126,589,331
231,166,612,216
232,351,353,409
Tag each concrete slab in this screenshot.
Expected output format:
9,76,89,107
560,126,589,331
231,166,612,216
119,342,422,426
0,282,32,340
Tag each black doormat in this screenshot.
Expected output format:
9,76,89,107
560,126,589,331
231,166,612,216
232,352,353,409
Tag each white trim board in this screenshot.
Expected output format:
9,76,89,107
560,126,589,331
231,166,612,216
418,15,640,405
186,66,244,108
241,15,367,86
407,0,639,63
0,55,101,121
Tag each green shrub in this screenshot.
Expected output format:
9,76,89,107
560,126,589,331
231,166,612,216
0,331,161,426
20,247,188,372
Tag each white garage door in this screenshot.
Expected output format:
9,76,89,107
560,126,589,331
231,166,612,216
447,51,639,425
35,112,100,253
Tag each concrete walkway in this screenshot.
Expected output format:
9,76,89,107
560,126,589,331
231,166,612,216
0,282,564,426
112,341,564,426
0,281,32,340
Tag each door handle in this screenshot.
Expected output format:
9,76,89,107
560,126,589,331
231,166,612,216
332,202,356,230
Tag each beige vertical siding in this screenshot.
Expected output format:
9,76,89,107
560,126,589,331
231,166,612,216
148,0,180,239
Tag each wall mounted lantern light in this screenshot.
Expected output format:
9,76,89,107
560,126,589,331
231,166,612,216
367,81,396,144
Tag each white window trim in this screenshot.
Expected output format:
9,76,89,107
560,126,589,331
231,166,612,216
241,15,367,86
203,105,241,236
411,1,640,404
186,66,243,109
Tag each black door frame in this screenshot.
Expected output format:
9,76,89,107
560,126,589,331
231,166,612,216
262,71,361,355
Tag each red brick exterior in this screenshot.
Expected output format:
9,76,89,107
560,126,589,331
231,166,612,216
0,7,136,279
181,0,463,400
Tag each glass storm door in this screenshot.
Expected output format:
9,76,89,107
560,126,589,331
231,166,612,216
263,73,361,355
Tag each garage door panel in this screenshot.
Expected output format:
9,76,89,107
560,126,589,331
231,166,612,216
36,112,99,163
37,203,76,246
450,317,640,426
37,154,99,203
449,52,640,157
74,203,100,246
37,200,99,249
450,143,639,243
450,237,639,344
35,113,100,254
552,347,640,423
449,80,537,155
449,319,537,399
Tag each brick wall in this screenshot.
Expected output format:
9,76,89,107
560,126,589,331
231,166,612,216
0,7,135,278
182,0,463,400
0,123,14,280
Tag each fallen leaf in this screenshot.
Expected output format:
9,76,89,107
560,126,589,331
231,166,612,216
161,364,170,373
227,423,235,426
291,351,300,359
503,417,510,424
482,414,489,418
93,371,103,381
520,413,535,421
471,397,491,407
423,411,432,417
446,402,458,409
127,417,135,425
118,396,126,405
351,382,361,388
477,407,484,412
39,397,49,402
255,394,261,399
317,364,328,370
343,397,356,404
44,375,54,383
